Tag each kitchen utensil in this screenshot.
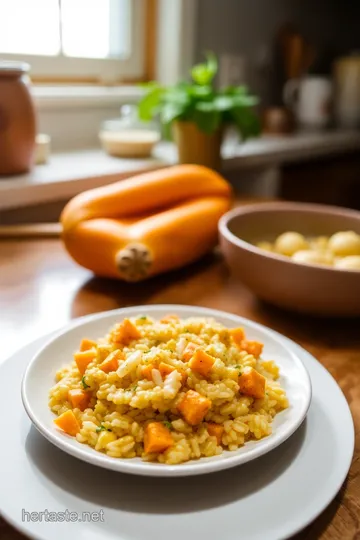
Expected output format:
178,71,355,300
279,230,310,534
278,25,316,81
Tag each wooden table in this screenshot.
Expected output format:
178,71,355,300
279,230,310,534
1,233,360,540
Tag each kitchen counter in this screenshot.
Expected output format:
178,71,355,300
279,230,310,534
1,129,360,212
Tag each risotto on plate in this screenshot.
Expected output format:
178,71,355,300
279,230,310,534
49,315,289,465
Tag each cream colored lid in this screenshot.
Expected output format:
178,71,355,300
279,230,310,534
0,61,30,77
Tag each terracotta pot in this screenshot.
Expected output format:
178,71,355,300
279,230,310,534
0,62,36,176
173,121,223,170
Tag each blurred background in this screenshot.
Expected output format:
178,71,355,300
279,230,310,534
2,0,360,224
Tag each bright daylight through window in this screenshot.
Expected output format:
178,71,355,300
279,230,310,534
0,0,144,81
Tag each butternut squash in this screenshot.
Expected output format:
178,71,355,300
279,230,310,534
188,349,215,376
207,423,224,444
158,362,186,383
99,350,124,373
68,389,91,411
54,410,80,436
74,350,96,375
61,165,231,281
178,390,212,425
110,319,142,344
238,367,266,399
240,340,264,358
229,327,245,346
79,338,97,352
144,422,173,454
182,342,199,361
141,363,155,381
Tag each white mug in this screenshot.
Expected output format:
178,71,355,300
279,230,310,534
284,76,333,128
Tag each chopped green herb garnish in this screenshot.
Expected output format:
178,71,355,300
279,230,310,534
81,376,90,390
183,328,190,333
132,385,138,392
139,316,148,320
96,424,112,433
163,421,173,430
234,365,243,375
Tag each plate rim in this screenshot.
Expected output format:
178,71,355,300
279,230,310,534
21,304,312,477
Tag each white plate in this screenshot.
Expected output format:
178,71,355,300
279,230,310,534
21,305,311,477
0,328,354,540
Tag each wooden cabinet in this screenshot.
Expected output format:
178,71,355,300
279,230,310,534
279,152,360,209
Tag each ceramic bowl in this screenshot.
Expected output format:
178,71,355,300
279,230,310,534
219,202,360,316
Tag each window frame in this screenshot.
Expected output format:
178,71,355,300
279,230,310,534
0,0,146,83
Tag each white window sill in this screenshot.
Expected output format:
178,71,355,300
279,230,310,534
32,85,144,110
1,130,360,212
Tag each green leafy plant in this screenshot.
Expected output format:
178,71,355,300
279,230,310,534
138,52,260,139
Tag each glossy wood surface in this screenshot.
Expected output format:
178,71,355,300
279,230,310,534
1,232,359,539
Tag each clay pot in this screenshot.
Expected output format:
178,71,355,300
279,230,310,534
0,62,36,176
173,121,223,170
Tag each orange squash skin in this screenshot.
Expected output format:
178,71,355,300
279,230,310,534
61,164,232,281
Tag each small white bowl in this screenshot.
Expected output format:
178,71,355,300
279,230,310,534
99,129,160,158
21,305,311,477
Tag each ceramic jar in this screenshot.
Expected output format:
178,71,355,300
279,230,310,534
0,62,36,176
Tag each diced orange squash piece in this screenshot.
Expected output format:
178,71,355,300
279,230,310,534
238,367,266,399
144,422,173,453
178,390,211,425
229,327,245,346
158,362,186,383
160,314,179,323
188,349,215,377
74,350,96,375
54,410,80,436
207,423,224,445
141,363,155,380
68,389,91,411
241,340,264,358
111,319,141,345
99,350,124,373
158,362,175,378
182,342,198,361
79,338,97,352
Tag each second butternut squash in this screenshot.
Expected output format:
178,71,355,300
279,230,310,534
61,164,232,281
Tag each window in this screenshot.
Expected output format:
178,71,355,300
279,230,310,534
0,0,146,82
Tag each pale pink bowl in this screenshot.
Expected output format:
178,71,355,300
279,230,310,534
219,202,360,316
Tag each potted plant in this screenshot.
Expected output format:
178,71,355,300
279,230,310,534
138,53,260,170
